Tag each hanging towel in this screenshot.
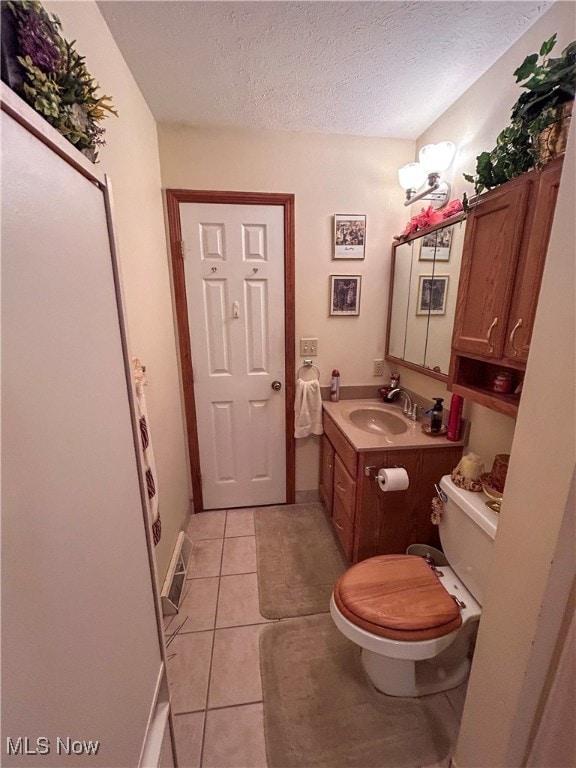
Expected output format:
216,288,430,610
133,358,161,546
294,378,324,438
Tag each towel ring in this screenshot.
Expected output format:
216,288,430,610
297,360,320,380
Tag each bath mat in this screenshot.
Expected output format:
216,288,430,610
260,614,456,768
254,503,347,619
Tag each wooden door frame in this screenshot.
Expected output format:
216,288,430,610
165,189,295,513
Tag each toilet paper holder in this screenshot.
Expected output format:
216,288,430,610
365,464,405,479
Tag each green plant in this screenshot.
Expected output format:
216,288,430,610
511,34,576,131
6,1,117,161
464,34,575,194
464,123,534,195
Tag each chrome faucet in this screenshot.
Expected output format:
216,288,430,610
384,388,421,420
384,387,414,417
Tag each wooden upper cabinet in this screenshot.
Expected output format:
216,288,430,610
502,159,563,363
449,158,564,417
452,172,536,359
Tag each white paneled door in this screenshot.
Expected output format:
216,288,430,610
180,203,286,509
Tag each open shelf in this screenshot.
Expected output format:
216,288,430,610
449,354,523,418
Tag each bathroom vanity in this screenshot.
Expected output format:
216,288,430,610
320,400,464,563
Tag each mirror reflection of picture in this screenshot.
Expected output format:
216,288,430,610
417,275,449,315
420,226,452,261
330,275,361,315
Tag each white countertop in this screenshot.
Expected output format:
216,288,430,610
322,398,466,452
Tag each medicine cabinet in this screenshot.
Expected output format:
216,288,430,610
386,214,466,381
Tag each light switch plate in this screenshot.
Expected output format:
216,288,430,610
300,338,318,355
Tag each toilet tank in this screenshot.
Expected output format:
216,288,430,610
439,475,499,606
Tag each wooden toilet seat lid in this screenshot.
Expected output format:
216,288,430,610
333,554,462,642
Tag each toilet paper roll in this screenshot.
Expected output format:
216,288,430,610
377,467,410,492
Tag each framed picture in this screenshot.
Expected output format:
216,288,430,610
419,226,452,261
333,214,366,259
330,275,361,316
417,275,449,315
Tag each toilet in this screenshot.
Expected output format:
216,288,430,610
330,474,499,697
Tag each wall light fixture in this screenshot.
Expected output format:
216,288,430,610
398,141,456,208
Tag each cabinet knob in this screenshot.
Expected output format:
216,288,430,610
486,317,498,353
509,318,523,356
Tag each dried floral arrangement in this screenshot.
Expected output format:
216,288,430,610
4,0,117,161
395,198,464,240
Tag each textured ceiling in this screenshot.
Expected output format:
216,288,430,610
98,1,551,139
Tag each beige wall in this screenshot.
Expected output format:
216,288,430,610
401,1,576,469
45,2,191,583
158,125,415,490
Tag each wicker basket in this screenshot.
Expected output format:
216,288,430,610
537,101,573,166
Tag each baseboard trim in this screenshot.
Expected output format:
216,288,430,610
295,489,320,504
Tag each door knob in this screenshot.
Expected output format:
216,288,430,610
271,380,282,391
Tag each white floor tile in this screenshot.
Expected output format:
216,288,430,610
188,539,223,578
187,510,226,540
172,711,204,768
221,536,257,575
166,578,218,634
203,703,267,768
216,573,273,628
208,625,263,708
167,631,213,714
225,508,255,537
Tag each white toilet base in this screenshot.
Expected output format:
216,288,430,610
361,629,472,697
331,588,480,698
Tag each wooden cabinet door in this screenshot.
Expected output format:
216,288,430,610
319,434,335,515
333,453,357,522
352,447,463,562
452,175,534,358
503,159,563,363
332,495,354,560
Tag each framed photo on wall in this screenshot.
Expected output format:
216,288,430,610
330,275,361,316
417,275,449,315
333,214,366,259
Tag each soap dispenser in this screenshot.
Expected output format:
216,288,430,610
429,398,444,434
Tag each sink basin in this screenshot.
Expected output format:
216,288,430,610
347,408,408,435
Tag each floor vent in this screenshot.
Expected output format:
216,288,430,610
161,531,193,616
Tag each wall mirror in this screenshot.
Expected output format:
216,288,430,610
386,215,466,381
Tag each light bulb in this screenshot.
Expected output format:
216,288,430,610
397,162,427,191
418,141,456,174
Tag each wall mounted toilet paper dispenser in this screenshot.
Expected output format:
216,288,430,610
377,467,410,492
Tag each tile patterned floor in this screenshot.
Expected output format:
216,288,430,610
165,508,270,768
165,506,467,767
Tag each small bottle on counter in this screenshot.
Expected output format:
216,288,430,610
390,372,400,388
330,369,340,402
429,397,444,433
